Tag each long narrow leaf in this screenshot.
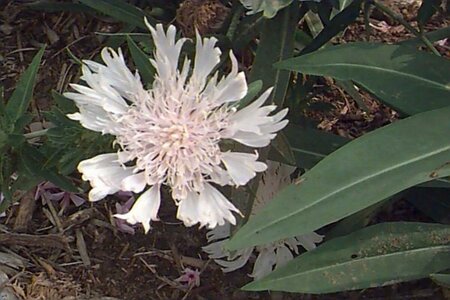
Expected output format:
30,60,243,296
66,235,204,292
5,47,45,125
277,43,450,115
227,106,450,251
232,3,299,223
79,0,156,29
126,36,155,85
244,222,450,293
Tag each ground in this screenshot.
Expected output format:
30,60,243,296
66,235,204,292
0,1,449,299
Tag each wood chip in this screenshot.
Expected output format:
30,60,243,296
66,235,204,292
13,190,36,233
75,229,90,267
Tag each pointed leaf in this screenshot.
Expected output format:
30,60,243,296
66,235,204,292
417,0,442,27
79,0,156,29
276,43,450,115
19,145,78,192
126,36,155,85
244,222,450,293
5,47,45,125
301,0,362,55
282,125,349,168
232,3,299,223
227,106,450,251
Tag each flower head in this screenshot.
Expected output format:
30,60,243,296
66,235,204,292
64,21,288,232
203,161,324,279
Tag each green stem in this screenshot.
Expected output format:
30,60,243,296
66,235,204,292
24,128,49,139
226,5,244,41
372,0,441,56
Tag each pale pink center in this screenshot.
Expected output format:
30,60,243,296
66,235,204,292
114,88,234,200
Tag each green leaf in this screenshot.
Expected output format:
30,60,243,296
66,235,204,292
277,43,450,115
231,2,299,224
269,132,296,166
417,0,442,28
0,130,7,150
243,222,450,293
240,0,294,18
26,1,91,12
19,144,78,192
226,106,450,251
79,0,156,29
407,187,450,224
301,0,362,55
126,36,155,85
237,80,263,109
51,90,77,113
282,125,349,169
430,272,450,288
249,6,298,104
400,26,450,47
5,47,45,125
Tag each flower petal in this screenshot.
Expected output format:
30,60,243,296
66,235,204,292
114,185,161,233
295,232,324,251
78,153,135,201
275,244,294,269
221,151,267,186
203,51,248,106
120,172,147,193
146,22,187,84
190,31,221,91
177,184,241,229
206,222,231,242
250,247,276,279
223,88,288,147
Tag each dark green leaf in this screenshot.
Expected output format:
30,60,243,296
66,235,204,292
400,26,450,47
127,35,155,85
232,3,299,224
417,0,442,27
5,47,45,125
51,90,77,113
237,80,263,109
282,125,349,169
79,0,156,29
227,106,450,251
277,43,450,115
26,1,91,12
268,132,296,166
407,187,450,224
19,144,78,192
430,272,450,288
300,0,362,55
244,222,450,293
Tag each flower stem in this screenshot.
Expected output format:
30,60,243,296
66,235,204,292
372,0,441,56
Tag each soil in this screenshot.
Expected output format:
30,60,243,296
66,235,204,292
0,1,448,299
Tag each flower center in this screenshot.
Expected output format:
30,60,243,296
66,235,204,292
159,124,190,155
114,91,234,200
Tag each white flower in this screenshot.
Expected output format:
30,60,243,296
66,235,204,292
203,161,324,279
64,21,288,232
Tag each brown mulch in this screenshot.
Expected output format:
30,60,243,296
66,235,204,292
0,1,449,299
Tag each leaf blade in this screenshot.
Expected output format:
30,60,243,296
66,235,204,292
79,0,156,29
227,106,450,251
276,43,450,115
244,222,450,293
5,47,45,125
